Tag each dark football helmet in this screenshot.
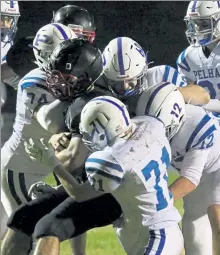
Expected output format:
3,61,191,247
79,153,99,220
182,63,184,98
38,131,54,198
46,38,103,101
52,5,96,43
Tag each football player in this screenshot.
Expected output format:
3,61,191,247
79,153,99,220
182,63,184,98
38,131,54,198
102,36,211,116
1,0,21,139
177,1,220,117
52,5,96,43
136,82,220,255
7,4,97,79
0,27,79,255
24,95,184,255
1,0,20,240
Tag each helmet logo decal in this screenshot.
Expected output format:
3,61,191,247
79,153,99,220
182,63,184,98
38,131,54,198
134,42,146,58
34,34,52,47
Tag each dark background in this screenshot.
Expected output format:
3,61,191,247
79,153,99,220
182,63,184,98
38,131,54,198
17,1,189,67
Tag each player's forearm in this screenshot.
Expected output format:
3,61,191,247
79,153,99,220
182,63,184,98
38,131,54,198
53,164,102,202
202,99,220,113
178,85,210,105
169,176,197,200
52,163,82,197
55,137,89,173
1,62,17,81
33,100,69,134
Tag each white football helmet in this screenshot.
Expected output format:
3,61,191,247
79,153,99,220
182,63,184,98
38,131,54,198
1,1,20,43
184,1,220,46
136,82,186,140
32,23,77,71
102,37,148,98
80,96,133,151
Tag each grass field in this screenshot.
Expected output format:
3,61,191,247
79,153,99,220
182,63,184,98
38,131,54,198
45,171,184,255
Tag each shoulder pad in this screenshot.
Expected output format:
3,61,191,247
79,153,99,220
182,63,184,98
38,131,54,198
176,46,196,73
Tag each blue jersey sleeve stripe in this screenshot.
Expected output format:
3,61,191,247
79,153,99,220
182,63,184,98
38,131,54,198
2,55,6,62
86,158,123,172
22,77,46,82
177,50,191,72
21,82,37,90
162,65,170,82
21,82,49,92
86,167,123,183
171,70,178,85
186,114,211,151
192,125,217,148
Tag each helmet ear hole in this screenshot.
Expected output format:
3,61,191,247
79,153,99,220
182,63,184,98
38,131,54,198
99,134,105,141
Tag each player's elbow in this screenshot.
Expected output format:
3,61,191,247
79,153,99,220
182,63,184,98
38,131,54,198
35,100,68,134
36,115,62,134
178,85,210,105
198,87,210,104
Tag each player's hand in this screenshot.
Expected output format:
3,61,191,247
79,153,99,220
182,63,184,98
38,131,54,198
28,181,56,200
49,132,71,153
24,138,57,166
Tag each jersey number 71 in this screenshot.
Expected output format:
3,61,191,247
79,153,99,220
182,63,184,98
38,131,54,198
141,146,171,211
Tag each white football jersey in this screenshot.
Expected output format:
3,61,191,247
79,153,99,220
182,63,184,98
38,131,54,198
1,68,57,174
177,44,220,99
85,116,181,255
123,65,187,116
171,104,220,185
147,64,187,88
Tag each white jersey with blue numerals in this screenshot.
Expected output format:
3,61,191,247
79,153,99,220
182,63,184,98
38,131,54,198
176,43,220,99
171,104,220,186
85,116,181,255
1,68,56,174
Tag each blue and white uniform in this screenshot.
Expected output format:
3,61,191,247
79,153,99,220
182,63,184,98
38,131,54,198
85,115,183,255
123,65,187,116
170,104,220,255
1,68,57,216
148,64,186,88
177,43,220,119
177,44,220,98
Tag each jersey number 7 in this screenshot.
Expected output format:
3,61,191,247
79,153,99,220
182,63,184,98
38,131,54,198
141,146,171,211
